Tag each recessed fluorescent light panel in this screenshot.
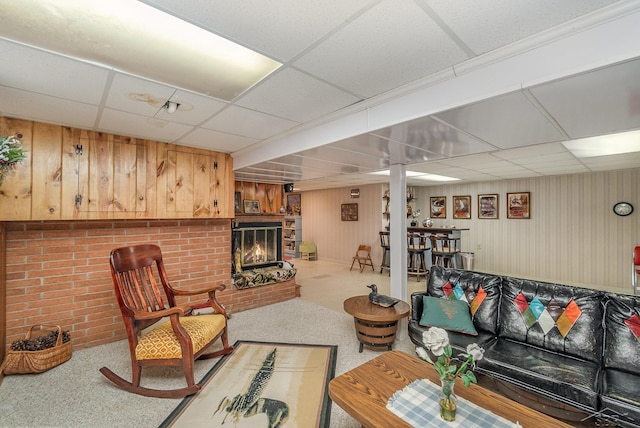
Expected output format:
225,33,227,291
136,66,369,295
0,0,282,101
562,130,640,158
370,170,459,182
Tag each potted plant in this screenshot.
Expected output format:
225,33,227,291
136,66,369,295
0,134,26,186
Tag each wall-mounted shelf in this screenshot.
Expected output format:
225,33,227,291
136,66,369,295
283,215,302,258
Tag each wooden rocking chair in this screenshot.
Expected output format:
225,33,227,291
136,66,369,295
99,244,234,398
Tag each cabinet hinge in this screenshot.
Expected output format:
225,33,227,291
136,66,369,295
213,161,218,170
213,199,218,208
75,145,83,155
75,194,83,206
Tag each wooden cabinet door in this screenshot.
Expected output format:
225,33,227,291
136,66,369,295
76,133,147,217
166,149,232,218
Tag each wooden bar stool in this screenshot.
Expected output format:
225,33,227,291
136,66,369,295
429,234,460,268
407,232,429,281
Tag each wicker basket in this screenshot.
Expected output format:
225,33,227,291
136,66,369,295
1,325,72,375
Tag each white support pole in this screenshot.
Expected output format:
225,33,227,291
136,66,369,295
389,163,407,303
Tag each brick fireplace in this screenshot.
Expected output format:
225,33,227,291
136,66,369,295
2,217,297,351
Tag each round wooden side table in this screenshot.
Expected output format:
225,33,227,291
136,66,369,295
343,295,410,353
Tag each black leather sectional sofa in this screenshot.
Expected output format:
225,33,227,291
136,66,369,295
408,266,640,427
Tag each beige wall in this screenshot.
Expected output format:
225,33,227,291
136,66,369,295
300,169,639,293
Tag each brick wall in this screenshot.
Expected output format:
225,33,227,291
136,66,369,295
4,219,297,350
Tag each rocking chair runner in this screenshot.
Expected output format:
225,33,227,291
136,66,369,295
99,244,234,398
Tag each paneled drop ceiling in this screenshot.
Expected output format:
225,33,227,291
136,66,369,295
1,0,640,191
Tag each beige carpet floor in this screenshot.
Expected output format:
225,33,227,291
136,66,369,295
0,297,416,428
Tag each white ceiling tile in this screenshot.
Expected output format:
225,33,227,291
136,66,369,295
178,128,258,153
529,164,590,175
236,68,361,123
428,0,621,54
0,38,109,104
0,86,99,128
105,73,176,116
492,142,569,160
271,155,363,174
202,106,299,140
98,109,192,142
435,91,565,148
530,58,640,138
329,133,434,164
373,116,498,157
294,0,468,98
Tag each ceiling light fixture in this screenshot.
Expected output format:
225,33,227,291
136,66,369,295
0,0,282,102
562,129,640,158
370,170,460,182
163,101,180,114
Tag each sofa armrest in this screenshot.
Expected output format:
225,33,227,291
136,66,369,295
410,291,427,322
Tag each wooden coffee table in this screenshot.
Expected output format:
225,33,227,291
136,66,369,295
343,295,410,352
329,350,573,428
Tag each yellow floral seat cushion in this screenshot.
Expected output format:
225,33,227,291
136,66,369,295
135,314,226,360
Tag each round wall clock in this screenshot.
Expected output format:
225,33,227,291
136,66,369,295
613,202,634,216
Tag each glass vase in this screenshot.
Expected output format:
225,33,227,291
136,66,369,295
439,378,457,421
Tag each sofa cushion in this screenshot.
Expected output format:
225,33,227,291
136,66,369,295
419,296,477,335
600,369,640,427
427,266,501,335
408,292,495,352
479,338,601,411
498,276,604,364
603,294,640,376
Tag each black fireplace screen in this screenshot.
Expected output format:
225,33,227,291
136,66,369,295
233,223,282,270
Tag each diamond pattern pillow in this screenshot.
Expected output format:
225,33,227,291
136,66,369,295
514,292,582,338
442,280,487,316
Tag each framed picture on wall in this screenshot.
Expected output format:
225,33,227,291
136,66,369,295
478,194,498,219
430,196,446,218
243,199,260,214
286,193,301,215
507,192,530,219
453,195,471,219
341,203,358,221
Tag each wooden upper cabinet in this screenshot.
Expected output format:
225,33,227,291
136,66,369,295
163,148,233,218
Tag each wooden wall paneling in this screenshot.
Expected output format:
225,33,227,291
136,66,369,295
135,140,148,216
112,136,145,217
142,139,157,218
222,153,235,217
193,151,211,217
61,127,87,219
31,122,62,220
85,132,114,216
0,118,32,220
174,150,195,216
233,181,282,216
155,143,169,218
